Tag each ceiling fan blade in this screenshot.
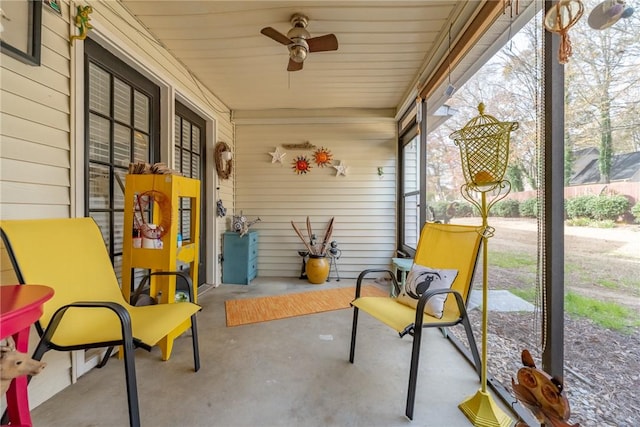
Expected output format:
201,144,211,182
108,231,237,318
287,58,303,72
307,34,338,52
260,27,292,46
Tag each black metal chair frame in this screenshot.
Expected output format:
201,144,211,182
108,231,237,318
349,256,482,420
1,230,200,427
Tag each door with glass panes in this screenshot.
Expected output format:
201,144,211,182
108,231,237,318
85,38,160,286
174,102,206,286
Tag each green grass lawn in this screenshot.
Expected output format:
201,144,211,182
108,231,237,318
489,251,536,271
510,288,640,333
565,292,640,332
492,247,638,333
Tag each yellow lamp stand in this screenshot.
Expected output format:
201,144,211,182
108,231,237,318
459,389,512,427
451,103,519,427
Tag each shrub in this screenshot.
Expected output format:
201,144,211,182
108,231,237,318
492,199,520,217
456,201,475,217
630,202,640,224
565,195,597,219
588,194,630,221
427,200,477,220
519,198,538,218
429,201,449,221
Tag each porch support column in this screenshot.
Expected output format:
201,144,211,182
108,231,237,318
542,0,565,379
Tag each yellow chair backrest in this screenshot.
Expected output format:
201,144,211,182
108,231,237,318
412,222,483,318
1,218,129,328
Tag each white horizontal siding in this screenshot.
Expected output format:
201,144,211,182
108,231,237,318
235,115,397,279
1,158,69,187
1,136,70,167
1,69,69,112
1,114,70,149
0,4,72,222
0,182,70,205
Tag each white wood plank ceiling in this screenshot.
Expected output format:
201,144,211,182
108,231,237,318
119,1,537,114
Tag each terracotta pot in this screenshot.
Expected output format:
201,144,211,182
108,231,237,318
306,255,329,284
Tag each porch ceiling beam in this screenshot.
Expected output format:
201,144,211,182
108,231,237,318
418,0,505,100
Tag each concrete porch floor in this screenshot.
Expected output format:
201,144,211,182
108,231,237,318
30,277,517,426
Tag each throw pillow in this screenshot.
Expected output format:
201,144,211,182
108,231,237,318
396,263,458,318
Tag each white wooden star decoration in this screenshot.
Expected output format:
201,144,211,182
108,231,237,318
269,147,286,164
333,160,348,177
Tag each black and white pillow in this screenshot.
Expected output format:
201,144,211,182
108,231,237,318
396,264,458,318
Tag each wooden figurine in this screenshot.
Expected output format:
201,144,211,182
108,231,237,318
512,349,579,427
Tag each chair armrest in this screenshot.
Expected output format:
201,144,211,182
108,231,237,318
355,269,399,298
134,271,195,305
414,289,466,329
42,301,140,349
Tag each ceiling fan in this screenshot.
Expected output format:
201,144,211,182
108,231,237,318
261,13,339,72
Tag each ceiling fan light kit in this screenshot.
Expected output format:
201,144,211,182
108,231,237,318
260,13,339,71
289,44,308,63
587,0,634,29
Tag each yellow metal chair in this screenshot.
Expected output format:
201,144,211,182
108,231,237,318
349,222,484,420
1,218,201,427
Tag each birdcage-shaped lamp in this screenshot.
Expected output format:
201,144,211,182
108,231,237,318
450,103,518,192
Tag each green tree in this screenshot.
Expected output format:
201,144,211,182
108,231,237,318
568,0,640,183
564,133,574,185
506,163,525,192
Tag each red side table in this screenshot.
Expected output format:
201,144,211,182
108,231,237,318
1,285,54,427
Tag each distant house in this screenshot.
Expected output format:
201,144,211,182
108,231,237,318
568,147,599,182
570,149,640,185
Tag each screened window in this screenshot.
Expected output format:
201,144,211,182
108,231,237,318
401,135,420,250
411,4,640,425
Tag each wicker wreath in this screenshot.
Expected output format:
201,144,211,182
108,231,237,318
134,190,172,238
214,141,233,180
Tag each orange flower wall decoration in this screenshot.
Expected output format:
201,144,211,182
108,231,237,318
313,147,333,167
292,155,312,174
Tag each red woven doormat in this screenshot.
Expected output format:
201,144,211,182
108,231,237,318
225,285,387,327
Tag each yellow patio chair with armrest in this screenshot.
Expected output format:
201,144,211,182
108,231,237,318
349,222,484,420
0,217,201,427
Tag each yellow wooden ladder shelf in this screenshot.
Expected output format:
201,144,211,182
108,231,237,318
121,174,201,360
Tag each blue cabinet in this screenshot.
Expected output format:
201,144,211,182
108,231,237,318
222,231,258,284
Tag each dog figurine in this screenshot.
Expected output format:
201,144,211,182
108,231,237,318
1,337,47,395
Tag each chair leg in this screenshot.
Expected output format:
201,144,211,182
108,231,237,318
461,313,482,380
349,307,359,363
405,326,423,420
439,326,448,338
122,338,141,427
97,346,114,368
190,314,200,372
30,338,50,362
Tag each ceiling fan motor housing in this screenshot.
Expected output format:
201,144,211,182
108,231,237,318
287,16,310,63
